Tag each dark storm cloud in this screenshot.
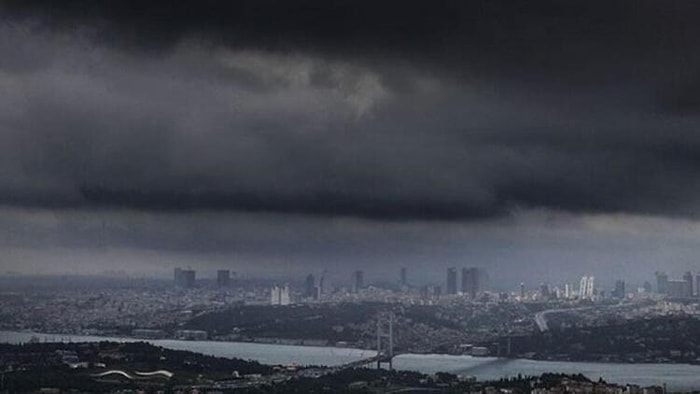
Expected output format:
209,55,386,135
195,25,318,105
1,0,700,220
3,0,699,75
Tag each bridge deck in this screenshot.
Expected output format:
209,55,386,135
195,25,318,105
339,353,399,370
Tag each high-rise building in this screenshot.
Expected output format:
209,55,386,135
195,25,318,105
270,284,291,305
461,267,479,299
667,279,689,298
400,267,407,286
579,276,588,298
540,283,550,299
643,281,653,293
520,282,526,299
579,275,595,299
655,271,668,294
180,269,196,288
613,280,626,299
352,270,364,293
446,267,457,295
420,285,429,300
433,285,442,298
318,273,326,298
553,286,561,299
174,267,196,288
174,267,182,285
217,270,230,288
305,274,316,298
683,272,694,298
696,274,700,297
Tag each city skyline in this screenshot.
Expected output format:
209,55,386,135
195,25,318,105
158,264,700,296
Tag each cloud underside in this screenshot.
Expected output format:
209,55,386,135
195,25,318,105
1,0,700,221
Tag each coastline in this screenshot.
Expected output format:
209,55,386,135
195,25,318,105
0,329,375,352
1,329,699,367
4,330,700,390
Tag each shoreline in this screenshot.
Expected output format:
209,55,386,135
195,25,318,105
0,328,375,352
2,329,700,368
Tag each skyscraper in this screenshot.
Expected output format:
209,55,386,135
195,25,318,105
656,271,668,294
352,270,364,293
613,280,625,299
318,272,326,299
683,272,693,298
420,285,429,300
174,267,196,288
446,267,457,295
579,276,588,298
305,274,316,298
400,267,407,286
174,267,182,285
270,284,291,305
180,269,196,288
587,276,595,298
433,285,442,298
579,275,594,299
461,267,479,298
667,280,688,298
217,270,230,288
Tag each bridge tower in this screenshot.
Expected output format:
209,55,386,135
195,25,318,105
375,311,395,370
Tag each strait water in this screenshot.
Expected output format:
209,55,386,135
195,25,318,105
2,331,698,391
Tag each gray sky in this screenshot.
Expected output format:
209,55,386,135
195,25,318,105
1,1,700,289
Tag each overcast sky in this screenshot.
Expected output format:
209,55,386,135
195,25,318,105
1,0,700,289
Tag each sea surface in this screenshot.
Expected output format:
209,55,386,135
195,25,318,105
2,330,698,391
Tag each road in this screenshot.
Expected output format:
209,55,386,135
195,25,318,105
534,306,593,332
534,302,638,332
